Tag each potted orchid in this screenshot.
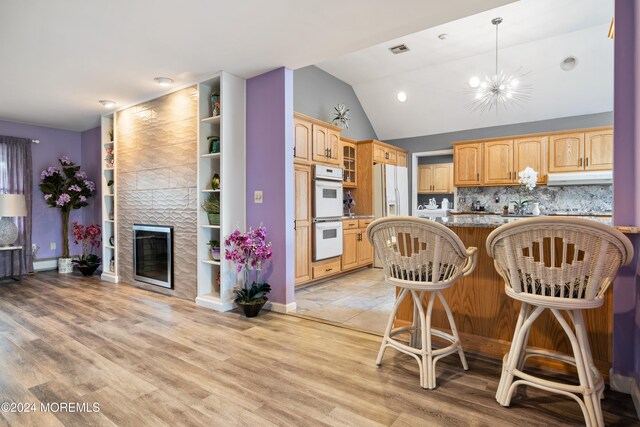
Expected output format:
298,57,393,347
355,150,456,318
39,156,96,273
71,221,102,276
225,225,273,317
512,166,538,215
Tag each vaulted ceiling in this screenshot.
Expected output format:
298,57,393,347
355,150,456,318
0,0,512,131
316,0,614,140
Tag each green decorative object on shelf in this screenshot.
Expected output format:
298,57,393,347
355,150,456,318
210,92,220,117
201,193,220,225
208,136,220,154
211,173,220,190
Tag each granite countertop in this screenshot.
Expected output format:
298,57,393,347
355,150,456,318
427,214,613,229
342,215,374,220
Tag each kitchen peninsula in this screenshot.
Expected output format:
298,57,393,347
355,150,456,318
395,213,619,377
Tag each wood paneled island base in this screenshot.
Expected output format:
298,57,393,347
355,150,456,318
394,225,613,377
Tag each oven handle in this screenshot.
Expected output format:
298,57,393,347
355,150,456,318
314,180,343,189
315,222,343,231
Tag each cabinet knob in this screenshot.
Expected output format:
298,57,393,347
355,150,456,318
477,173,480,181
579,157,583,167
586,157,589,167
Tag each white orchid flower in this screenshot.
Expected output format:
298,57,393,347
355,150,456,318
518,167,538,190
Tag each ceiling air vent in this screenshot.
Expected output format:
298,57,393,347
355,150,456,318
389,44,410,54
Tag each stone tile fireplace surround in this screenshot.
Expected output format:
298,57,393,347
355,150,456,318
115,87,198,300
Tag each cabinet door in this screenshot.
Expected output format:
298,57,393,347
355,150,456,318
432,164,451,193
312,124,329,163
293,118,312,164
387,149,397,165
357,230,373,265
396,151,407,167
483,140,514,185
514,136,547,184
341,141,357,187
326,129,341,165
584,129,613,171
294,164,312,284
342,229,359,271
548,133,584,172
373,144,387,163
454,143,483,186
417,165,432,193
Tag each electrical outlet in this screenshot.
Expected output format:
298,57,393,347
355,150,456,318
50,242,56,250
254,191,263,204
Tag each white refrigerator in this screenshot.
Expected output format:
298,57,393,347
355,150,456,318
373,163,409,218
372,164,408,267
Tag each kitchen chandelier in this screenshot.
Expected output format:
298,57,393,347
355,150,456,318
469,17,531,113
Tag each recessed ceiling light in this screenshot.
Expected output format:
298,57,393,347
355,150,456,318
98,100,116,108
154,77,174,86
438,33,448,40
560,56,578,71
396,92,407,103
468,76,480,88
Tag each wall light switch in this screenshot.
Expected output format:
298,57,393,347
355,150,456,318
254,191,263,204
50,242,56,250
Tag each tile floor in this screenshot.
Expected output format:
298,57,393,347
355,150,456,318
294,267,393,334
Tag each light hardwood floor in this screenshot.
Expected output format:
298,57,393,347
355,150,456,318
0,272,636,426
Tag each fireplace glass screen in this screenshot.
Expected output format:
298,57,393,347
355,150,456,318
133,224,173,288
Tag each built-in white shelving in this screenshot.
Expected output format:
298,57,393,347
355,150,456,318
195,72,246,312
100,114,118,283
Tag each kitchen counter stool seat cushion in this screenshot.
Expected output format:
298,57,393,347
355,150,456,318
367,217,478,389
486,217,633,427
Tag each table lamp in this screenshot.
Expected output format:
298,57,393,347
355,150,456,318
0,194,27,246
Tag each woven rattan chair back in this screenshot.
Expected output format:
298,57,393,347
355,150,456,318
487,217,633,303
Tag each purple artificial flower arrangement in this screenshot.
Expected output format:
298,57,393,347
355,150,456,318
39,156,96,258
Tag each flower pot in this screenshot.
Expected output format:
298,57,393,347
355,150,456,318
208,213,220,225
210,247,220,261
531,202,540,216
58,257,73,274
238,299,267,318
76,263,100,276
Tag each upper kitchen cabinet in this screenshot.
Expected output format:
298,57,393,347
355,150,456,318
514,136,547,184
548,132,584,173
294,115,312,164
372,141,398,164
294,112,341,166
341,137,357,188
454,143,482,186
483,140,513,185
418,163,452,193
584,128,613,171
396,151,407,167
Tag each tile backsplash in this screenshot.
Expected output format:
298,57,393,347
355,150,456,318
457,185,613,214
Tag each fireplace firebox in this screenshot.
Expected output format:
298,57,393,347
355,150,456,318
133,224,173,288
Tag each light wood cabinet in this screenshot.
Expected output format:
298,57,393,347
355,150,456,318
548,132,584,173
584,129,613,171
312,124,329,164
341,138,357,188
294,117,312,164
514,136,547,184
418,163,452,193
342,228,359,270
327,129,340,165
483,140,514,185
294,164,312,285
396,151,407,167
372,143,397,164
342,220,373,271
312,258,341,280
454,143,482,186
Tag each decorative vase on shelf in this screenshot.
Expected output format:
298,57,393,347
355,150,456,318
531,202,540,216
208,213,220,225
208,136,220,154
211,174,220,190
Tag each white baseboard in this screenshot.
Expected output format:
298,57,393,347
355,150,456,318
33,258,58,272
264,301,296,314
610,370,640,421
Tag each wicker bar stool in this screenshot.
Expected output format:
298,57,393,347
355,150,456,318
367,217,477,389
486,217,633,427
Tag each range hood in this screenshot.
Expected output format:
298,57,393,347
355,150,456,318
547,171,613,186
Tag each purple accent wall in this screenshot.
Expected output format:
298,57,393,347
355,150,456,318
0,120,101,259
246,67,294,306
613,0,640,385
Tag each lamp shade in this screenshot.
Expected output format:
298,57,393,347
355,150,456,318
0,194,27,217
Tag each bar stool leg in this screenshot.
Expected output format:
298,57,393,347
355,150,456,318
572,310,604,427
437,291,468,370
498,304,545,406
376,287,409,367
415,290,437,389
